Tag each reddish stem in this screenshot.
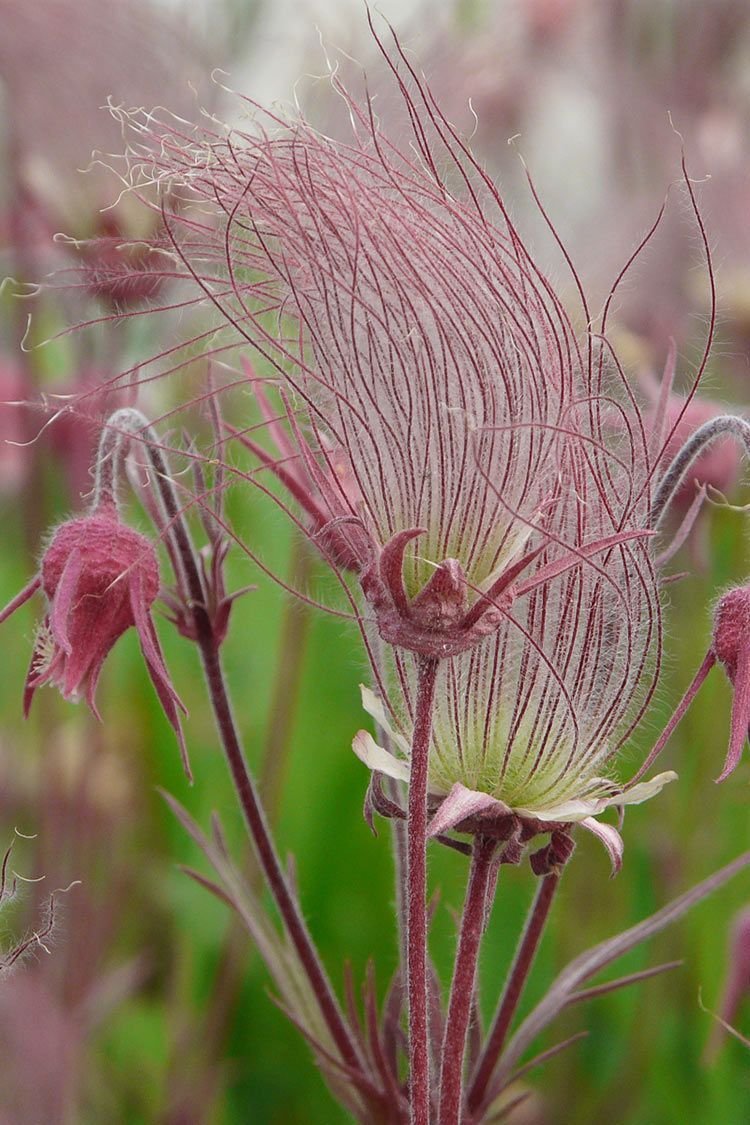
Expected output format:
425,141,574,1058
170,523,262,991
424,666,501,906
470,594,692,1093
407,655,440,1125
628,649,715,785
467,872,560,1114
141,425,363,1076
199,641,361,1072
438,835,498,1125
167,539,315,1119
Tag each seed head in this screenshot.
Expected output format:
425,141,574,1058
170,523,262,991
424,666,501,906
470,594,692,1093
117,31,660,662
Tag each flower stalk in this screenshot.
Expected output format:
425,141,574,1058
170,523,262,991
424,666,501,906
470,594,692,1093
651,415,750,528
100,411,364,1076
468,871,561,1114
406,654,440,1125
438,833,498,1125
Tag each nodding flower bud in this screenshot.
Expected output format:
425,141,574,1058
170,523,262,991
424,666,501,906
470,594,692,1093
31,512,159,711
712,585,750,781
0,414,189,773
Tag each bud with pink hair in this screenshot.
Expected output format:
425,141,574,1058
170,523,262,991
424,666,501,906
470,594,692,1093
0,409,187,769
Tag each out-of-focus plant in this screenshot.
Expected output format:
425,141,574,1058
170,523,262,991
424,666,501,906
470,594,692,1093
704,905,750,1060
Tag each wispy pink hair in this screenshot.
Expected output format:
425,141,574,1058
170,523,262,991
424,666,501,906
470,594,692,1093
106,20,672,816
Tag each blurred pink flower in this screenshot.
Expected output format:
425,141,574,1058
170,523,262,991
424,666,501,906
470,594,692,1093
0,0,212,235
711,585,750,781
706,905,750,1061
0,971,80,1123
232,363,367,572
71,213,169,312
45,371,131,502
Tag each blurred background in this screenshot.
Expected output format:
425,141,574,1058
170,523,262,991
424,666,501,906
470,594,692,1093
1,1,750,1122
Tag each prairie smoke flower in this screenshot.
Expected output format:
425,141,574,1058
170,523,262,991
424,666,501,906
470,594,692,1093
108,29,680,862
119,40,661,664
354,608,676,873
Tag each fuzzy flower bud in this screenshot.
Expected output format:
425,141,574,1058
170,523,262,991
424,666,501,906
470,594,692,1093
31,511,159,709
0,433,188,769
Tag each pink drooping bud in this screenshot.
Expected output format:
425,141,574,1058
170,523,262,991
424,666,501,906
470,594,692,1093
712,585,750,781
0,505,187,767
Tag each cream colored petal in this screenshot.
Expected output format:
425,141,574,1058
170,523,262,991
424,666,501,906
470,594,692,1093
520,770,677,823
359,685,411,756
352,730,411,783
601,770,678,809
517,798,603,822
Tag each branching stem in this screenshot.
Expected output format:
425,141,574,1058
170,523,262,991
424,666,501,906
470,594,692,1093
109,409,362,1076
467,871,560,1114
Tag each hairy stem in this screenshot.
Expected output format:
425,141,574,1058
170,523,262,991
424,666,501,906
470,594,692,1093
407,655,440,1125
171,538,314,1118
651,414,750,528
467,872,560,1114
387,773,409,967
371,630,409,967
114,410,362,1075
198,641,360,1072
438,835,498,1125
